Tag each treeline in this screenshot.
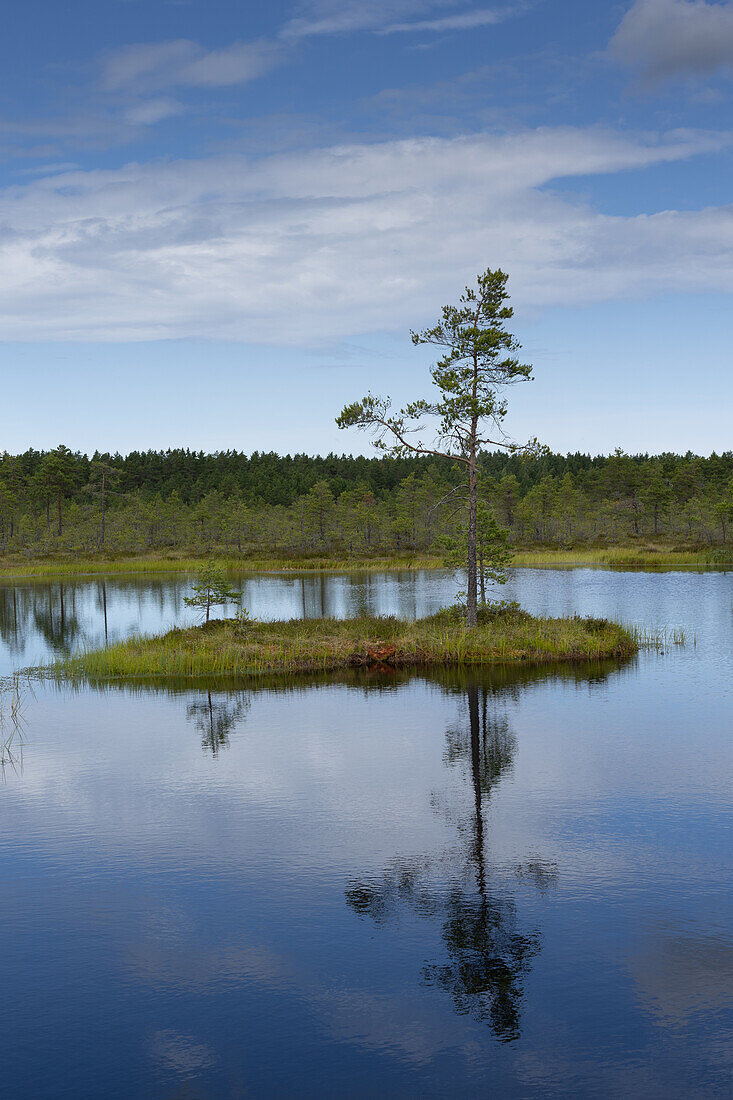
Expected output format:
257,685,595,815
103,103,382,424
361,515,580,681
0,445,732,555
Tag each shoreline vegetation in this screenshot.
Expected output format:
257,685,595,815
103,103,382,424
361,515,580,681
0,545,729,580
45,607,637,682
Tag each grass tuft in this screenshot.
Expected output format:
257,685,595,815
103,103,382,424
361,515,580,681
626,623,693,649
511,547,731,568
43,608,638,683
0,544,730,580
0,553,443,580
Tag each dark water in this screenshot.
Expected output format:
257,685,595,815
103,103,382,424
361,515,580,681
0,568,731,1098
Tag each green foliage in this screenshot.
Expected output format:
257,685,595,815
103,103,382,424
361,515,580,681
428,600,529,626
442,502,513,602
36,445,81,496
35,444,84,536
409,268,533,447
336,269,537,460
337,267,539,626
0,443,731,561
233,607,255,637
183,561,242,622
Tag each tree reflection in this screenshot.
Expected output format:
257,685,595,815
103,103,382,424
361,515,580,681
0,582,86,657
0,586,24,655
95,581,109,645
32,584,82,656
186,691,250,756
347,676,556,1043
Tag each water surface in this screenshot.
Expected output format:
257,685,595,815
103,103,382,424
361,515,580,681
0,564,728,673
0,567,730,1097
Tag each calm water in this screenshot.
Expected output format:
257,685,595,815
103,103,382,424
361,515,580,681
0,568,731,1098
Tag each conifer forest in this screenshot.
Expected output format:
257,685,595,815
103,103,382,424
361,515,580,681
2,445,731,556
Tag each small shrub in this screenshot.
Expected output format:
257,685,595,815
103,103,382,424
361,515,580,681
428,599,530,626
233,607,255,637
477,599,529,623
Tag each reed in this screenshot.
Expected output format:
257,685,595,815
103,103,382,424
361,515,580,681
627,623,693,649
510,547,731,568
0,544,729,580
0,673,28,775
44,608,637,682
0,553,444,580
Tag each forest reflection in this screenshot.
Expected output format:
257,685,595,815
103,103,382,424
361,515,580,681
0,583,85,656
0,577,191,662
346,675,564,1042
0,570,455,669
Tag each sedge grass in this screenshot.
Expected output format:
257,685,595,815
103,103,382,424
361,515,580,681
0,552,444,580
510,547,731,568
0,545,729,580
626,623,693,649
45,609,638,683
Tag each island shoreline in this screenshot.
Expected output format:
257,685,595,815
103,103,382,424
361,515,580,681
44,610,638,682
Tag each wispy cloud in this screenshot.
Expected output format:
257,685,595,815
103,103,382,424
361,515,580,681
281,0,522,39
16,162,79,176
6,4,525,150
122,98,182,125
381,7,518,33
0,126,729,343
101,38,282,93
609,0,733,84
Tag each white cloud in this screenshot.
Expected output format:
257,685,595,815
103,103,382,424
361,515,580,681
0,127,731,343
123,98,182,125
16,162,79,176
92,7,517,133
102,40,194,91
281,0,509,38
102,38,282,92
282,1,429,38
102,8,506,92
182,41,283,86
610,0,733,83
382,7,516,33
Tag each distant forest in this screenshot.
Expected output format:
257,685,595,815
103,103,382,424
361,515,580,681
1,446,732,555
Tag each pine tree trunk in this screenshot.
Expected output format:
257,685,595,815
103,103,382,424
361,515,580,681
57,491,62,537
467,446,478,627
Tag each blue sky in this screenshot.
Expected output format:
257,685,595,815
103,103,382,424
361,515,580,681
1,0,732,456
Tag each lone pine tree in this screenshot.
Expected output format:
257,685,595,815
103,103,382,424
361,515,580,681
337,268,537,625
184,562,242,623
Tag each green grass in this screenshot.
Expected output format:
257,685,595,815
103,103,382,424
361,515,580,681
626,623,692,649
45,606,637,683
0,552,444,579
0,544,729,580
511,547,731,567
